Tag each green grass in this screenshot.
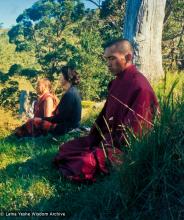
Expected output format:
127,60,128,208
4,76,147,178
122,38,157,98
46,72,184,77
0,136,77,207
0,101,103,219
0,73,184,219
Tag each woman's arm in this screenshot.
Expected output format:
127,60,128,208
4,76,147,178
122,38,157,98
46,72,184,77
44,97,54,117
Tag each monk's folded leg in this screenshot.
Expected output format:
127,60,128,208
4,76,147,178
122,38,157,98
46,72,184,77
58,151,97,182
54,136,92,166
54,136,123,182
94,147,123,174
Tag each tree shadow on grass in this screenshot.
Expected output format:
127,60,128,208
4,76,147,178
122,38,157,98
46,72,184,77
1,151,88,214
1,150,111,217
1,152,95,220
3,132,83,152
1,152,62,182
18,173,120,220
1,134,109,219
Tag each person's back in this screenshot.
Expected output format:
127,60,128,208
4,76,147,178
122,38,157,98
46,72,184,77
43,68,82,135
62,86,81,128
47,86,82,135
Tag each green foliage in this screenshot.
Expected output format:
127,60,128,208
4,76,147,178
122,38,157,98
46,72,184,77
0,71,9,83
0,0,183,105
74,21,112,99
153,71,184,103
0,30,37,73
8,0,86,74
0,81,19,109
99,0,125,41
8,64,22,76
162,0,184,70
20,68,39,78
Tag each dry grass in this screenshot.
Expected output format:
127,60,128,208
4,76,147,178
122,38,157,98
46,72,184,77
0,108,22,137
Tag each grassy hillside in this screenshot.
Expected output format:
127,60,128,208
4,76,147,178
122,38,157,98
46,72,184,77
0,73,183,219
0,101,103,218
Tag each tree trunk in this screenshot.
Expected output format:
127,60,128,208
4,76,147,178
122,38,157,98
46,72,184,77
124,0,166,81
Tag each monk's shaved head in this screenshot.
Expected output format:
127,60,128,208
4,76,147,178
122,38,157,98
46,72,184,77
105,39,134,56
104,39,134,75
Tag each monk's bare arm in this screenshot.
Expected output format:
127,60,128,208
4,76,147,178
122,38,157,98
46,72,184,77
44,97,54,117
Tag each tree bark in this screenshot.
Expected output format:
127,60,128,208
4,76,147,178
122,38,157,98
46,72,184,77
124,0,166,81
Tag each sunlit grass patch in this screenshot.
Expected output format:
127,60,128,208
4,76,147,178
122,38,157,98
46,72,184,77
0,153,31,170
0,108,22,137
27,180,55,204
82,100,104,126
153,71,184,101
0,139,32,169
0,178,55,211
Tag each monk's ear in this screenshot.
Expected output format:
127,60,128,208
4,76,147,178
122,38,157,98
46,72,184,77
125,54,132,62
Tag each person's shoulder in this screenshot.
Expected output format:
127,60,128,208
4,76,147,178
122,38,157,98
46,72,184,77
64,89,73,97
70,86,78,92
64,87,78,99
45,96,54,102
43,92,53,99
69,86,81,97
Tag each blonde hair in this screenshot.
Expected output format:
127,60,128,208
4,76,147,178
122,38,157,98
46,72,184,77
37,78,59,106
37,78,53,95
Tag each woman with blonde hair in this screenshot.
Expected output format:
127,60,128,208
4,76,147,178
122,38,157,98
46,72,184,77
15,78,59,137
34,78,59,117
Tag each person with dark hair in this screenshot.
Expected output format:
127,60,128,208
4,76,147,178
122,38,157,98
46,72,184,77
53,39,159,182
42,66,82,135
15,66,81,137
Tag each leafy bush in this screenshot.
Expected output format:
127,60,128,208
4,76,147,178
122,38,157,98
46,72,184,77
20,68,39,78
8,64,22,76
0,81,19,109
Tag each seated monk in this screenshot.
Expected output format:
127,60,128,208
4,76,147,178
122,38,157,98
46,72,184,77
53,39,160,182
34,78,59,117
15,66,81,137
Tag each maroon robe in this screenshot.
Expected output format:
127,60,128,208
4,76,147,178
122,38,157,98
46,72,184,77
54,65,159,182
34,92,58,118
15,93,57,137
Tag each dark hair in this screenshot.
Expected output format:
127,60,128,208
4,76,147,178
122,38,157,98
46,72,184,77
103,38,133,50
103,38,134,59
60,66,80,86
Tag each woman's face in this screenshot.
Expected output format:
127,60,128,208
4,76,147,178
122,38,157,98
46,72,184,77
36,81,45,95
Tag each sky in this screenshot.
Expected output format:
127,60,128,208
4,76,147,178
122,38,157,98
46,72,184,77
0,0,96,28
